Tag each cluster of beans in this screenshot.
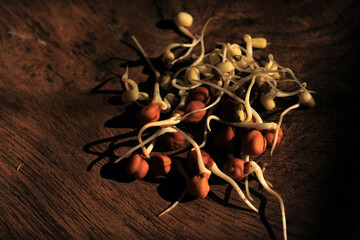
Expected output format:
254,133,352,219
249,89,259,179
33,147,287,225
115,12,315,240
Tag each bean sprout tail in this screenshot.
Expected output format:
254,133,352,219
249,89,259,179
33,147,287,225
122,65,130,90
251,161,287,240
158,161,190,217
271,103,300,155
191,17,218,66
244,155,253,201
244,75,256,122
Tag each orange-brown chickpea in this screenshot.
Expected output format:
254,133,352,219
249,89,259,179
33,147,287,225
222,158,250,181
262,128,283,148
126,154,149,180
241,129,267,155
149,154,172,176
187,149,214,173
137,103,162,125
187,172,211,198
188,86,210,104
182,100,207,123
213,125,237,154
163,131,186,150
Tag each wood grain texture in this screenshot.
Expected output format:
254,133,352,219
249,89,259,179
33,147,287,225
1,0,359,239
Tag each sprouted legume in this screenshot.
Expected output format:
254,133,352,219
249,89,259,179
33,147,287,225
109,12,316,240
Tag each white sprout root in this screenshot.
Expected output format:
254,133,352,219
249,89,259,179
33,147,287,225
271,103,300,155
171,126,211,175
131,35,167,110
209,162,258,212
121,65,130,90
244,155,253,201
16,163,24,172
114,127,172,163
191,17,218,67
137,113,182,158
166,38,201,65
244,75,256,122
146,127,178,154
157,160,190,217
250,161,287,240
206,115,276,132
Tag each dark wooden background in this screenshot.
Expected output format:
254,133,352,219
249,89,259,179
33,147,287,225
1,0,359,239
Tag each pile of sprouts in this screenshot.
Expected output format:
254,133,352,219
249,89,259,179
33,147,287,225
114,12,315,240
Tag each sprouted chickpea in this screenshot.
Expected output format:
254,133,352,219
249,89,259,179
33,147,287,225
174,12,195,39
121,66,150,103
162,92,178,113
239,129,267,155
222,157,251,181
223,43,242,61
216,61,235,77
150,154,172,176
251,37,268,49
265,55,281,79
137,112,182,158
263,128,283,148
159,72,174,90
163,131,186,150
162,38,201,67
185,67,200,85
209,52,221,65
131,35,168,125
299,91,316,108
188,86,210,104
126,153,149,179
188,172,211,198
260,92,276,111
187,148,258,212
102,12,316,240
181,100,207,123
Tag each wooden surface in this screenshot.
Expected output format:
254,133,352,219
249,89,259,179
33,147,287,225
1,0,359,239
